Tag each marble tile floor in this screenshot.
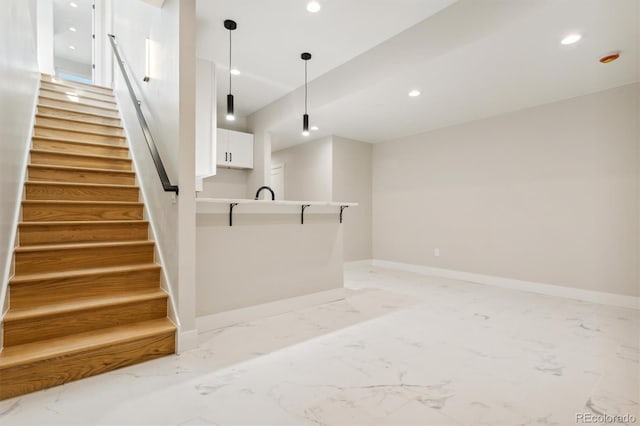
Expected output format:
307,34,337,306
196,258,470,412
1,265,638,425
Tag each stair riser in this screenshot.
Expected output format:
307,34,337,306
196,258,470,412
39,90,117,110
21,203,144,221
37,106,121,126
19,222,149,246
25,183,139,202
14,243,155,274
35,116,124,137
0,331,175,400
40,75,114,96
28,166,135,185
30,151,132,171
32,139,129,158
4,297,168,347
9,268,161,309
34,127,126,145
38,97,120,118
39,83,116,103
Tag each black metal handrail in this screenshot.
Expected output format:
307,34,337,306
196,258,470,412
107,34,179,195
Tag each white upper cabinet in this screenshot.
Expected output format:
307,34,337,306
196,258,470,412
215,128,229,167
216,128,254,169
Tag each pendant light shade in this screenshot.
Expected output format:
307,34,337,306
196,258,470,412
303,114,309,136
301,52,312,136
225,19,237,121
226,94,235,121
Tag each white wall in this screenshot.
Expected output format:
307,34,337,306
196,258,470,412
218,114,249,133
36,0,54,75
373,84,640,297
112,0,197,347
176,0,197,347
196,213,343,316
93,0,113,87
195,57,216,176
271,137,333,201
55,57,92,80
198,169,248,199
332,137,373,261
0,0,39,316
272,136,373,261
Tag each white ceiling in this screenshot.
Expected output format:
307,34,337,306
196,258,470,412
196,0,458,118
259,0,639,150
53,0,93,66
195,0,638,151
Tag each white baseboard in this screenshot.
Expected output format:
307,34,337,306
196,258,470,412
196,288,348,334
344,259,373,270
371,260,640,310
177,329,199,353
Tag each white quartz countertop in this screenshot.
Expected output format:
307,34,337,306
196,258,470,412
196,198,357,214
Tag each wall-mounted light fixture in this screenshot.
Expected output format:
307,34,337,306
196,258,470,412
301,52,312,136
143,38,151,82
225,19,237,121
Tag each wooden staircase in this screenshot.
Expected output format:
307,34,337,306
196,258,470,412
0,75,176,400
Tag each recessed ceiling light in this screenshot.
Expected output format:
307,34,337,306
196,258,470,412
561,33,581,45
69,27,77,32
306,1,321,13
230,68,240,75
311,126,319,131
408,90,421,97
69,2,78,7
68,45,76,50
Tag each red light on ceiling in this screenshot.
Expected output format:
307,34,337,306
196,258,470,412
599,52,620,64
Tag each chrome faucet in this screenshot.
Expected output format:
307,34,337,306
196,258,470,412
255,186,275,200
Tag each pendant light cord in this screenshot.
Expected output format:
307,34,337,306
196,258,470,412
228,29,232,94
304,60,308,115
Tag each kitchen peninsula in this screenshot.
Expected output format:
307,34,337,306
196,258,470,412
195,198,357,331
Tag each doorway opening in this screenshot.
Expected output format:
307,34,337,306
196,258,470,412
52,0,94,83
271,164,285,201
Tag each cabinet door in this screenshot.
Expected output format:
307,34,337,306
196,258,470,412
228,130,254,169
215,128,229,166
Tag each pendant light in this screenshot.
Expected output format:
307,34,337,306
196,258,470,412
224,19,237,121
301,52,312,136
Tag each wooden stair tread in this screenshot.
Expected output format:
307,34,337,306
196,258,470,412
21,200,145,221
25,180,138,189
39,88,117,104
10,263,160,285
37,97,119,112
30,149,131,163
20,220,148,227
21,200,143,206
39,83,116,99
37,104,121,121
36,114,123,130
14,240,153,253
32,136,128,150
4,290,167,321
34,125,125,139
41,74,113,92
28,163,134,175
0,318,175,369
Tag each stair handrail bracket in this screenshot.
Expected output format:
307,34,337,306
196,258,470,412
107,34,179,195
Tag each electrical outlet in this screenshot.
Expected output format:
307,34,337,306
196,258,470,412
434,248,440,257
